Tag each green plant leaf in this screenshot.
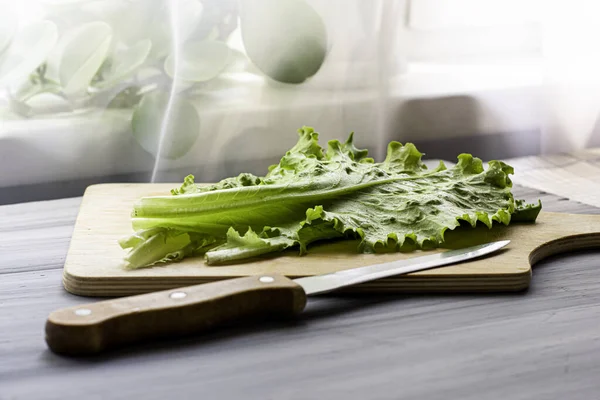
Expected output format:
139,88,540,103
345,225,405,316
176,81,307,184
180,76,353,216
58,21,113,97
19,92,72,116
512,199,542,222
10,78,63,110
104,0,203,61
106,86,143,109
0,21,58,88
131,91,200,159
239,0,327,83
121,127,541,268
92,39,152,90
164,40,231,83
205,228,290,265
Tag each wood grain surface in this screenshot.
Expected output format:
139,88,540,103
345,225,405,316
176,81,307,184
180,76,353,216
2,186,600,399
63,184,600,296
46,274,307,355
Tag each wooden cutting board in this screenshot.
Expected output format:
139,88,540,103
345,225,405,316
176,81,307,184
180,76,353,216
62,184,600,297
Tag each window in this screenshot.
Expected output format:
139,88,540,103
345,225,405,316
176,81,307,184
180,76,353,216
404,0,543,62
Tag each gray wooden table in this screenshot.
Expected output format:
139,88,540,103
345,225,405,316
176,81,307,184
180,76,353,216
1,186,600,400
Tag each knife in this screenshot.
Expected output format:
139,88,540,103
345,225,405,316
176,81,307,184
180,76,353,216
45,240,509,355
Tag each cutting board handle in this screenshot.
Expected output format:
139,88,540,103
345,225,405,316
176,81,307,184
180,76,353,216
45,274,307,356
530,233,600,266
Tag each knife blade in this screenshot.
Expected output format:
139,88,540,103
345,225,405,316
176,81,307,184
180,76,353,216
46,240,509,355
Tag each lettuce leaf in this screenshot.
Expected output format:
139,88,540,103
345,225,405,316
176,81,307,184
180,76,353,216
120,126,541,268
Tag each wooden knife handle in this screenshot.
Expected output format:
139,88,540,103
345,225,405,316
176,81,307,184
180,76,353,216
45,274,307,356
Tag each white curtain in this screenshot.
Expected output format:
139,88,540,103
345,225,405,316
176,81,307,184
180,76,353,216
0,0,406,192
541,0,600,152
0,0,599,202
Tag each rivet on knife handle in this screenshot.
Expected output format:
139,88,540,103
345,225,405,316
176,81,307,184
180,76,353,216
45,274,307,356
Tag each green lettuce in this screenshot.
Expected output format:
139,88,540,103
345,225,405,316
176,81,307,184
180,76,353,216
120,126,541,268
